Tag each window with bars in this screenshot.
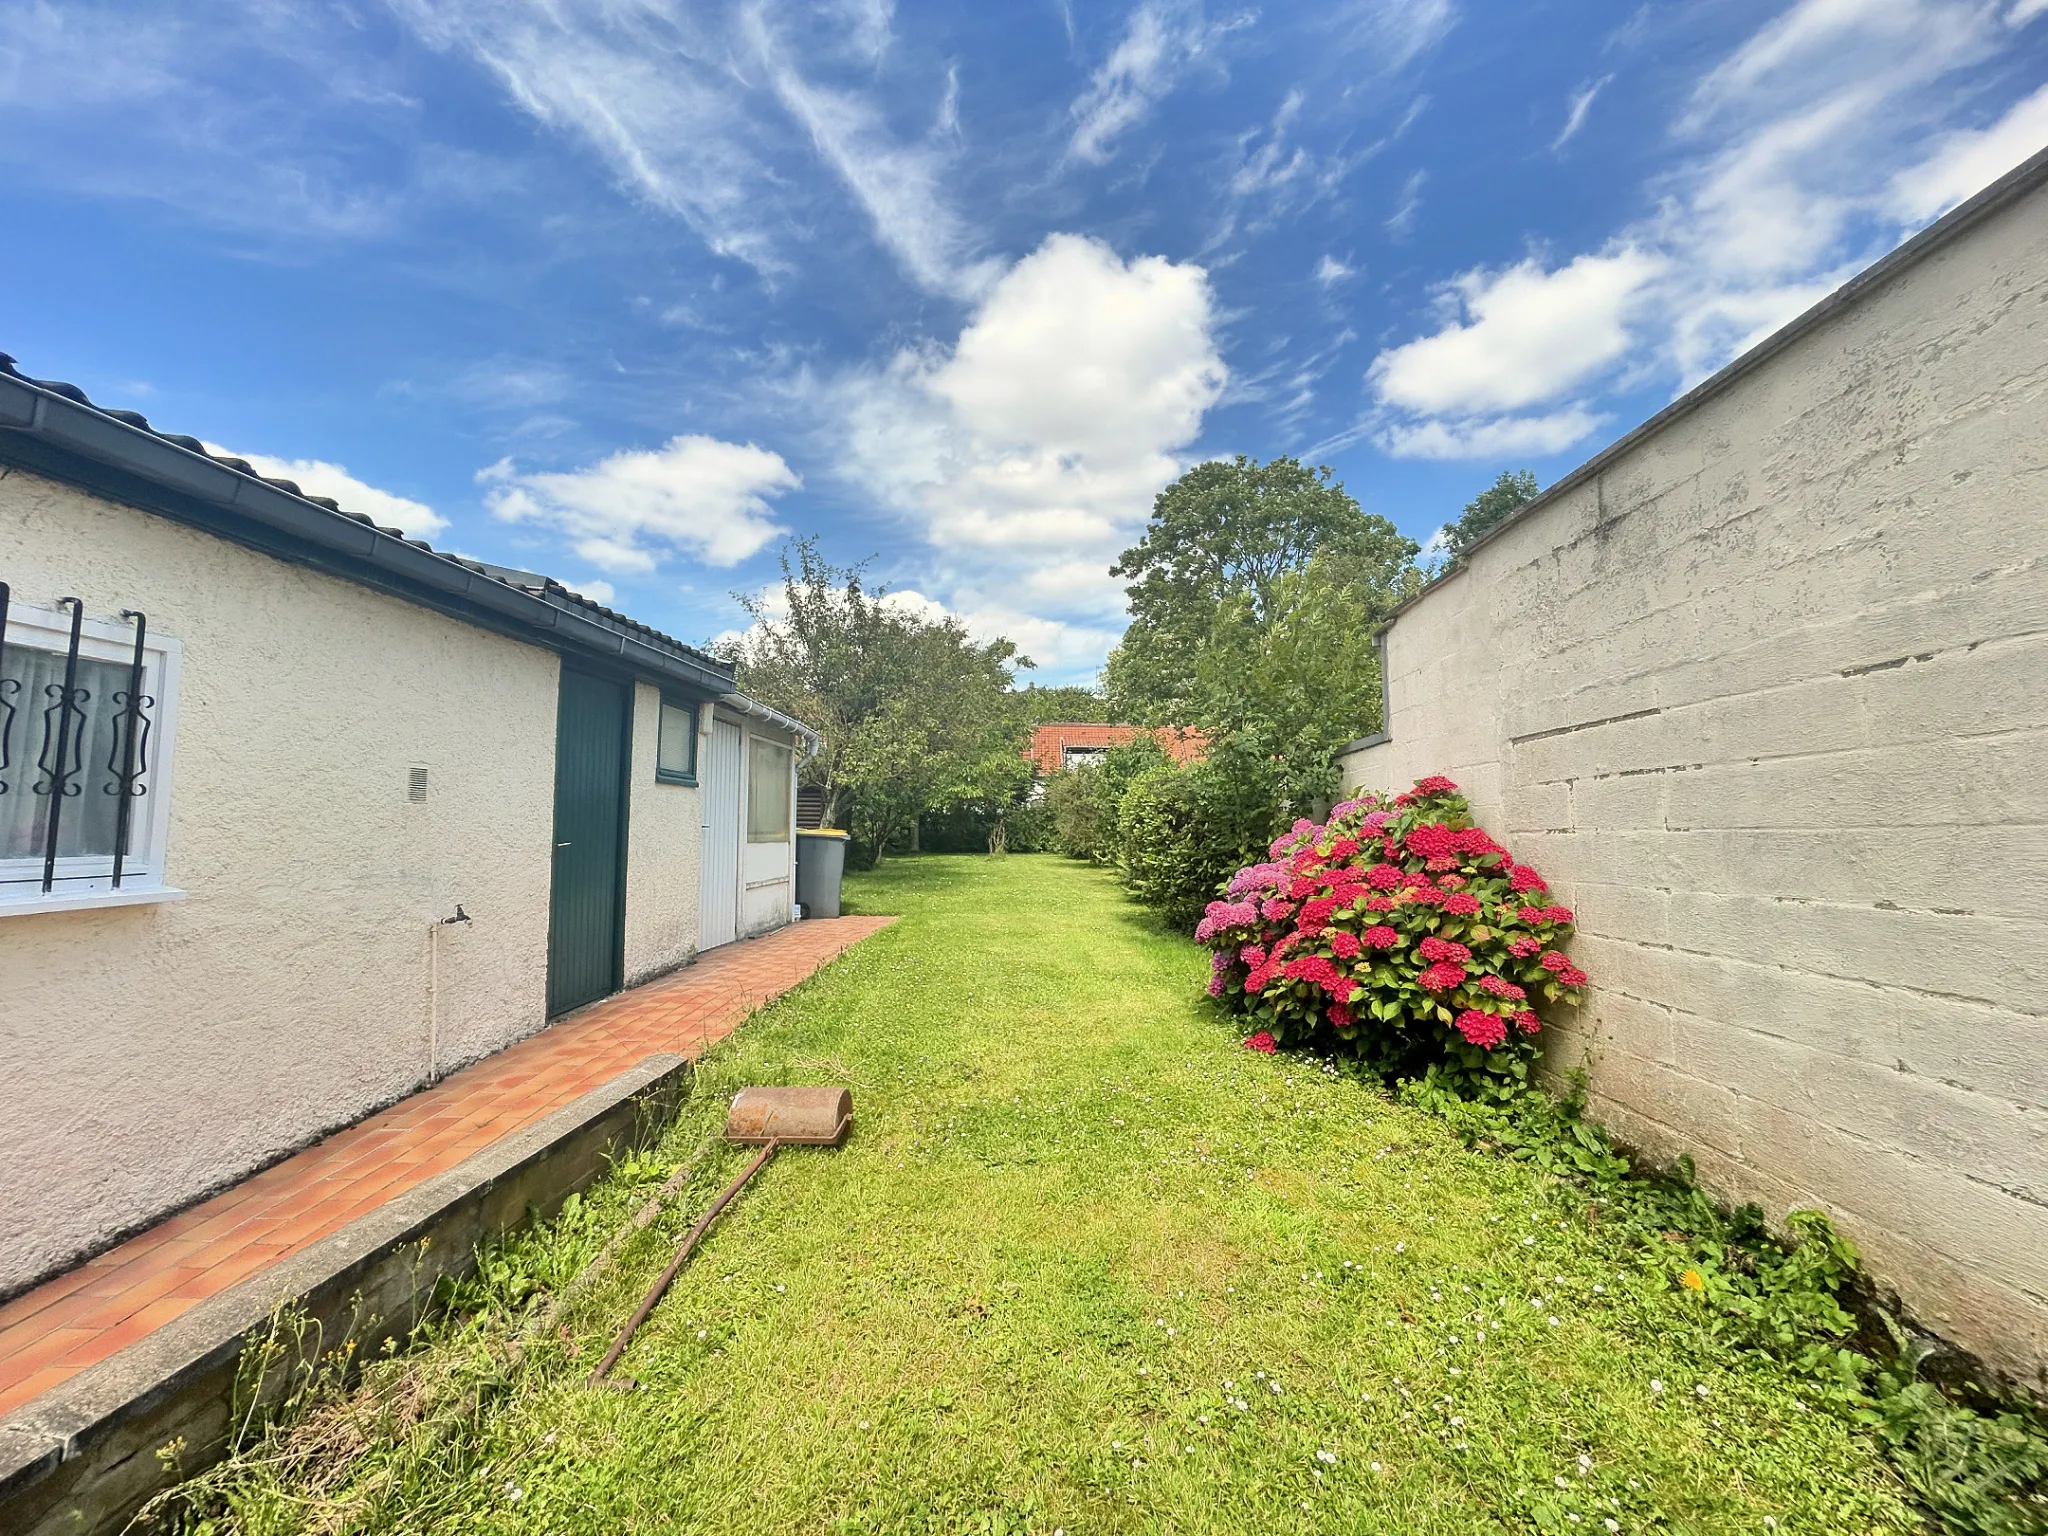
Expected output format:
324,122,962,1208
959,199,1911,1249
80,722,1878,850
0,584,181,906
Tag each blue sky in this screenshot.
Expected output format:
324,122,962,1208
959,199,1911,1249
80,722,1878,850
3,0,2045,683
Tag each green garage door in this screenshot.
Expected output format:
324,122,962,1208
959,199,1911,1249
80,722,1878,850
548,669,632,1017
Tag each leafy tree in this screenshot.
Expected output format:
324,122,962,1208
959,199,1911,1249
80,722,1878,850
1195,550,1400,817
1443,469,1541,560
1102,455,1419,855
1105,455,1408,724
717,539,1028,865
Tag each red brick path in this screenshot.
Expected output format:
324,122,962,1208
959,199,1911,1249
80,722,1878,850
0,916,895,1419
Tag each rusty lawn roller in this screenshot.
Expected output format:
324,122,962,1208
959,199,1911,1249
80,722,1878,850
589,1087,852,1386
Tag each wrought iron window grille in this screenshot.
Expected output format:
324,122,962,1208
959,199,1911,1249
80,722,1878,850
0,583,159,893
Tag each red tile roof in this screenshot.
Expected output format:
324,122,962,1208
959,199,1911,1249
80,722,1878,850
1027,722,1208,775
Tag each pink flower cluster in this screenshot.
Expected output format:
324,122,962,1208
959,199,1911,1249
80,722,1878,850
1195,775,1590,1065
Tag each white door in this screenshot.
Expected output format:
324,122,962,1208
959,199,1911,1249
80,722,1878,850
699,716,742,950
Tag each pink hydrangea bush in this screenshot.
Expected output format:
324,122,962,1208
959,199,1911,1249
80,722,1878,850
1198,775,1587,1094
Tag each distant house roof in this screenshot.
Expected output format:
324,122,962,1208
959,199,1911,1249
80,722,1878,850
0,355,738,700
1026,722,1208,775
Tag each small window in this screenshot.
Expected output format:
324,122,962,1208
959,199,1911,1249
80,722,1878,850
747,737,792,841
656,695,698,785
0,595,181,907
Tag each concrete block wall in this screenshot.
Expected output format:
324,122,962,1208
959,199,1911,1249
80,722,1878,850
1340,158,2048,1381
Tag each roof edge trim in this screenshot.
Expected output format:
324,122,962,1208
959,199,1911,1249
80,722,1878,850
0,377,736,697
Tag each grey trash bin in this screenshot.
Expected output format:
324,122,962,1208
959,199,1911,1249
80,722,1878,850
795,828,850,918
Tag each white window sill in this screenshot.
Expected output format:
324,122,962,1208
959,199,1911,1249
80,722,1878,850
0,885,187,918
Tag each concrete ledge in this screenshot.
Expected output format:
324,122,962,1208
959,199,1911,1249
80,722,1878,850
0,1052,690,1536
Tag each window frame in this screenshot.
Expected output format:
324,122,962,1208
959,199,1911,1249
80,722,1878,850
745,734,793,843
654,691,700,787
0,599,184,913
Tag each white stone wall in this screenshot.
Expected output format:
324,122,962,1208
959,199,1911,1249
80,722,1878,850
623,681,703,985
0,469,560,1295
1340,178,2048,1379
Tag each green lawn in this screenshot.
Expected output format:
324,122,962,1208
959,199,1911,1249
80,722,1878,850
192,854,1913,1535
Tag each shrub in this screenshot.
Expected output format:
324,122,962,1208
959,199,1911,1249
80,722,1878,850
1043,766,1115,860
916,793,1053,854
1003,797,1054,853
1194,774,1585,1097
1044,737,1171,862
1113,759,1276,928
1114,766,1215,925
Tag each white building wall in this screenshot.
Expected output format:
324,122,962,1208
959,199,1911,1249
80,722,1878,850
622,681,703,985
1341,174,2048,1379
0,469,559,1295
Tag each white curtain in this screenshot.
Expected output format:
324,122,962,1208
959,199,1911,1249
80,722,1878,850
0,649,132,863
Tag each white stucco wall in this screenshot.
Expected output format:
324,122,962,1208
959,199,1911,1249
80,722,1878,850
1339,177,2048,1378
622,681,703,986
0,468,560,1295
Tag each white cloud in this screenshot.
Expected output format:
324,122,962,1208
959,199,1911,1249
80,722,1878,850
1328,0,1459,72
741,7,999,299
0,3,439,238
481,436,800,571
1551,74,1611,152
1315,253,1356,286
1067,3,1249,165
1229,91,1313,198
2011,0,2048,23
1357,0,2036,453
1369,248,1665,416
391,0,789,275
820,232,1225,672
1384,169,1425,237
202,443,447,539
394,0,987,295
1379,409,1605,461
566,578,616,606
1887,81,2048,223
